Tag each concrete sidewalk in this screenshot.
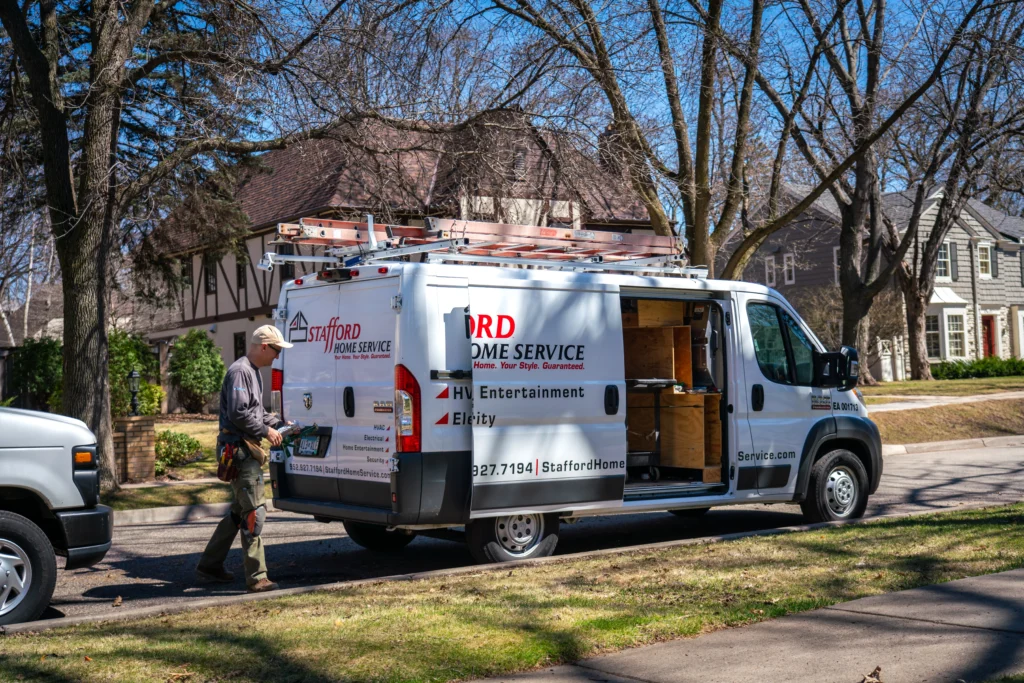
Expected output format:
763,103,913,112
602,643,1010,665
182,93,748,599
481,569,1024,683
868,389,1024,412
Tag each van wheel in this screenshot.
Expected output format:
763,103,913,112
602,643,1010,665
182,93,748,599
0,511,57,626
342,521,416,552
466,513,559,564
800,449,869,523
670,507,710,519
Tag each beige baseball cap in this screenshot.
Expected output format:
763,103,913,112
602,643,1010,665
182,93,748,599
252,324,293,349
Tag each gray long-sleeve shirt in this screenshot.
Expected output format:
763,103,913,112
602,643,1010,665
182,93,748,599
219,356,279,442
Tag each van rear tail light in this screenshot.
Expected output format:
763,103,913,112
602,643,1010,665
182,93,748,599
394,364,421,453
272,368,283,418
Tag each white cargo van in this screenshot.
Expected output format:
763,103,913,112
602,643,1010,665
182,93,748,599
265,218,881,563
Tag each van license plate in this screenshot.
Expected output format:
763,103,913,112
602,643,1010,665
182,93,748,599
297,436,320,457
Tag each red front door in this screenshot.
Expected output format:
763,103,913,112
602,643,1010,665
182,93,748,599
982,316,995,357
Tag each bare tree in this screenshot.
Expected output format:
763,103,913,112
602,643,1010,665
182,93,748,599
721,0,991,366
888,4,1024,379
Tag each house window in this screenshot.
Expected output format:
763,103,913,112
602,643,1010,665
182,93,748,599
181,259,193,288
278,244,295,282
512,147,528,181
948,314,966,357
979,244,992,277
925,315,941,359
833,246,841,285
937,243,950,279
236,260,247,290
783,254,796,285
765,256,776,287
233,332,246,360
204,256,217,295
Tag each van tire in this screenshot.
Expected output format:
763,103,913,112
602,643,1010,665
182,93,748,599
0,511,57,626
669,507,710,519
342,521,416,552
800,449,869,523
466,513,559,564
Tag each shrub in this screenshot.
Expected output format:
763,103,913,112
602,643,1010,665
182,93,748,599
139,382,166,416
168,329,226,413
932,356,1024,379
108,329,161,417
8,337,62,410
154,430,203,476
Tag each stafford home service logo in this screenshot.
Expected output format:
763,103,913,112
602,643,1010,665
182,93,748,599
289,311,309,343
303,392,313,410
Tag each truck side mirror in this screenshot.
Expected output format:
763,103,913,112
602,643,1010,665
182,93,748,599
814,346,859,391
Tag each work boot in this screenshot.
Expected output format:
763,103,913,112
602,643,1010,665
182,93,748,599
195,565,235,584
247,578,280,593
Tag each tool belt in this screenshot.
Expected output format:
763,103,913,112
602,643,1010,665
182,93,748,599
217,429,268,482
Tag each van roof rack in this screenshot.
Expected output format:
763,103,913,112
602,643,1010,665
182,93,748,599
258,215,705,277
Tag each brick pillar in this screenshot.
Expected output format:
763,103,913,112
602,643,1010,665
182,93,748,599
113,416,157,482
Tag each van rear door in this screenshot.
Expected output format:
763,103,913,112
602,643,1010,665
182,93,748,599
467,278,627,517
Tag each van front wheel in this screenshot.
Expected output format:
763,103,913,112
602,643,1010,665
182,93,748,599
467,513,559,563
800,449,869,523
342,521,416,552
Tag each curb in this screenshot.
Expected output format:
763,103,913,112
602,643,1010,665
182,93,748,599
881,434,1024,456
4,500,1011,637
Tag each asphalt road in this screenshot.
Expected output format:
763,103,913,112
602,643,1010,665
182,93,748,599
43,444,1024,622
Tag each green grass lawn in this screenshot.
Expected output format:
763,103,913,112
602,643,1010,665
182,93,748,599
5,504,1024,683
860,376,1024,397
871,398,1024,444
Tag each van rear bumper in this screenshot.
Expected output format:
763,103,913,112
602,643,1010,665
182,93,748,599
271,450,472,526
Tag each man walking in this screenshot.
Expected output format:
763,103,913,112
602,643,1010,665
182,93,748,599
196,325,291,592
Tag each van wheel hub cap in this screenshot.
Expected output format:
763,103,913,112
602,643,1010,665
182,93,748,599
0,538,31,618
826,467,857,516
495,515,544,555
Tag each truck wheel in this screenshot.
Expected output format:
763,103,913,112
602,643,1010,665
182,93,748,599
800,449,869,523
0,511,57,626
466,513,559,564
342,521,416,552
670,507,710,519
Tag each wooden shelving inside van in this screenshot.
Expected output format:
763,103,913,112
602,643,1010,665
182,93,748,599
622,299,724,486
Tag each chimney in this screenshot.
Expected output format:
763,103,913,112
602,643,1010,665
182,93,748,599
598,124,620,172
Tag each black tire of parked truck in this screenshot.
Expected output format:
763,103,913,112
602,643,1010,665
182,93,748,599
466,513,560,564
342,520,416,552
0,510,58,626
800,449,869,523
669,507,710,519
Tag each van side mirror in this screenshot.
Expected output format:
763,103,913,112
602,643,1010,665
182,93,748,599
814,345,859,391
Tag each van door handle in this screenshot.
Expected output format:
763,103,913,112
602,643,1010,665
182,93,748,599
604,385,620,415
343,387,355,418
752,384,764,412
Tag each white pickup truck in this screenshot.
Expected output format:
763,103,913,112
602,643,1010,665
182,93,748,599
0,408,113,625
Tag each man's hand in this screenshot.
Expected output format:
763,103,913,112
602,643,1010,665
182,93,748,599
267,427,283,447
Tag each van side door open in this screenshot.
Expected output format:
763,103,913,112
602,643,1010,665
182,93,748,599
467,279,628,517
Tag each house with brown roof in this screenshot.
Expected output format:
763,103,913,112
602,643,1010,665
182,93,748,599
147,115,653,405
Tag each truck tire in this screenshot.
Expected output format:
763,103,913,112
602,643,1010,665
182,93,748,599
0,510,57,626
670,507,710,519
342,521,416,552
466,513,559,564
800,449,869,523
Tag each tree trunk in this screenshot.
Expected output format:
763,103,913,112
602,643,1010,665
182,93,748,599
55,219,117,491
856,311,879,386
904,287,933,380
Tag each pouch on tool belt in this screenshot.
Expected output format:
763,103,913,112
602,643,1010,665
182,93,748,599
216,443,240,482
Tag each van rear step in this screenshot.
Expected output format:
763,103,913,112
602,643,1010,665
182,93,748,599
623,482,727,501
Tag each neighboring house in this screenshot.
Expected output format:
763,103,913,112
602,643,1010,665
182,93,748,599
146,114,653,406
718,184,1024,379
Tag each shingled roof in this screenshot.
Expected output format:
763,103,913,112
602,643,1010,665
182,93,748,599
157,117,650,255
